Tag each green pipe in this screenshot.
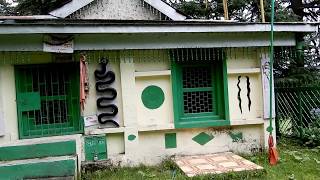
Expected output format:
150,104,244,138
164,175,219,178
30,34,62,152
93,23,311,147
269,0,275,135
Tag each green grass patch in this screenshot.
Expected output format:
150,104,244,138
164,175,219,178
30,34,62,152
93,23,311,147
82,138,320,180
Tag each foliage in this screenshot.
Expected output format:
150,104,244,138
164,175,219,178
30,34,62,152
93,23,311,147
294,118,320,147
82,138,320,180
14,0,71,15
168,0,300,22
0,0,15,15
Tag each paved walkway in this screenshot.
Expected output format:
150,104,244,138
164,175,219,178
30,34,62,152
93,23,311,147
174,152,263,177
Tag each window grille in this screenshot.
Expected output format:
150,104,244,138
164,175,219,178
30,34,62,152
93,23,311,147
15,63,82,139
182,66,214,114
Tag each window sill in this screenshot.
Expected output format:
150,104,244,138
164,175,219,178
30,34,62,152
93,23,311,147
85,127,125,135
135,70,171,78
227,68,261,75
175,119,230,129
230,118,264,126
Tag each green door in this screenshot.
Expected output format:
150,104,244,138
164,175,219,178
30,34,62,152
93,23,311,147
15,63,83,139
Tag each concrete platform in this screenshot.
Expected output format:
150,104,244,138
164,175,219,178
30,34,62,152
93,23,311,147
174,152,263,177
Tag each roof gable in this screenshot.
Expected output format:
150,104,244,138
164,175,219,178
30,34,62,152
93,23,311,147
49,0,186,21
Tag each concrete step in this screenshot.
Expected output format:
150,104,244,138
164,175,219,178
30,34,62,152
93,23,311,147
0,156,77,180
174,152,263,177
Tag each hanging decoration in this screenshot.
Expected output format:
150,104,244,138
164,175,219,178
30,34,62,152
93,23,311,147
80,54,89,111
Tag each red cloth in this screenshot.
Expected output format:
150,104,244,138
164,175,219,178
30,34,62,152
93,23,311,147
268,135,279,165
80,55,88,111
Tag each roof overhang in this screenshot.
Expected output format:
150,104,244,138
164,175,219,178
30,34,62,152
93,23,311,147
0,20,317,34
0,20,318,51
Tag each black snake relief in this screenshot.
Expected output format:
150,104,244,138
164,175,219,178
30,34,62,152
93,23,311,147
246,76,251,112
97,105,119,126
237,76,242,114
95,59,119,127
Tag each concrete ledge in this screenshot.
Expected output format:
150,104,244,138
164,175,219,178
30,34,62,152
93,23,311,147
230,118,264,126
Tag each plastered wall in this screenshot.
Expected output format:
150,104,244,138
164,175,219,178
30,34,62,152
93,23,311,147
227,49,264,121
71,0,160,20
83,61,124,128
136,125,263,165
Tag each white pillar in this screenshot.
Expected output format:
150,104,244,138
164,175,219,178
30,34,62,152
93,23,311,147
260,52,277,148
0,66,5,137
119,52,140,164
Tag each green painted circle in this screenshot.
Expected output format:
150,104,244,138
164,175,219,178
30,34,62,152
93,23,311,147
141,85,165,109
128,135,136,141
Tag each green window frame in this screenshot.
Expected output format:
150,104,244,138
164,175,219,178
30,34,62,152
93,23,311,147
15,63,83,139
171,55,229,128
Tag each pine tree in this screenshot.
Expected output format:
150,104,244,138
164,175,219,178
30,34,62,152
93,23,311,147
0,0,15,15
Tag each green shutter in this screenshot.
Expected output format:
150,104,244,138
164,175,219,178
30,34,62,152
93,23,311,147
17,92,41,112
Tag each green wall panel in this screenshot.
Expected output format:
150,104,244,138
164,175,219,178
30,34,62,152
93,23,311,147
16,92,41,112
165,133,177,149
229,132,243,142
85,136,107,161
192,132,214,145
0,159,75,180
0,141,76,161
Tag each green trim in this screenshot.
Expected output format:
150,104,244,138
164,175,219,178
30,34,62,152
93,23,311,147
192,132,214,145
128,134,136,141
0,159,75,179
171,54,230,129
0,141,76,161
175,120,230,129
222,54,230,121
141,85,165,109
165,133,177,149
84,136,107,161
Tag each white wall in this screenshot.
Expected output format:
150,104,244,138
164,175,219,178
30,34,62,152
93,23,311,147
0,65,19,144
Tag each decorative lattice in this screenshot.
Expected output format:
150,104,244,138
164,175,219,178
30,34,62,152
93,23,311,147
183,91,213,113
183,67,212,88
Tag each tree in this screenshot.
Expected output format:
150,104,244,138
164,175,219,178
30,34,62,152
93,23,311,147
14,0,71,15
0,0,15,15
168,0,300,22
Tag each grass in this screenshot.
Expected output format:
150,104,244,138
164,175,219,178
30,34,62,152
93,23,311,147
81,138,320,180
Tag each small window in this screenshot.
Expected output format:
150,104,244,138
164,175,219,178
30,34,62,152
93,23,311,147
15,63,83,139
171,49,229,128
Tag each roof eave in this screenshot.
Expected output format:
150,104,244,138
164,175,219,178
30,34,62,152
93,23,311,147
0,23,317,34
